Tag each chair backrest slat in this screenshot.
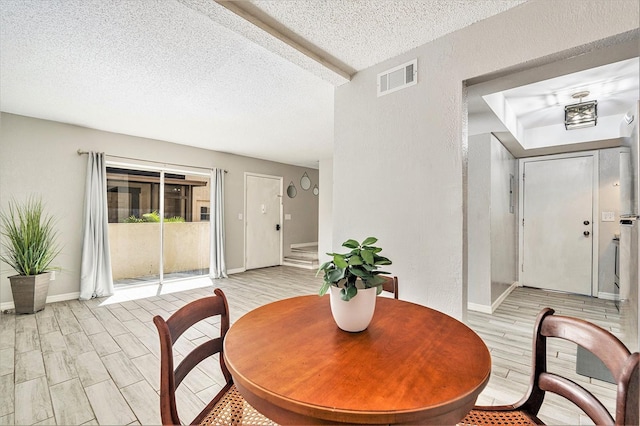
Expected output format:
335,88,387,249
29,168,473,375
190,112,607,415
525,308,639,426
540,315,631,380
381,276,398,299
175,337,225,387
165,295,228,344
538,372,614,425
619,352,639,425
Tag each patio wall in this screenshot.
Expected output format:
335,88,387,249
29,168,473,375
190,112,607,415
109,222,210,280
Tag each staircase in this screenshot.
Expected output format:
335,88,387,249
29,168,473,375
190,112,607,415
283,244,319,269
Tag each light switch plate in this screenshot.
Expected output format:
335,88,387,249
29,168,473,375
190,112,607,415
285,214,291,220
238,213,243,220
601,211,615,222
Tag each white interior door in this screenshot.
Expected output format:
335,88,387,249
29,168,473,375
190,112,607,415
245,174,282,270
521,155,595,295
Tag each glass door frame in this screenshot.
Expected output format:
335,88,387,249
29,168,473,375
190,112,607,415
106,160,213,286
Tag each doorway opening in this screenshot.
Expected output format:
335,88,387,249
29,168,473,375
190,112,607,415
464,39,638,315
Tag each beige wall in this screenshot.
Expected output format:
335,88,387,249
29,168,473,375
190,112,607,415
334,0,639,318
109,223,210,280
109,223,162,280
0,113,318,303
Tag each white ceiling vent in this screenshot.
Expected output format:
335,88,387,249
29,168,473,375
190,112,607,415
377,59,417,97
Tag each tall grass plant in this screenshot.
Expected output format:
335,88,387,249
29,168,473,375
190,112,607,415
0,197,61,276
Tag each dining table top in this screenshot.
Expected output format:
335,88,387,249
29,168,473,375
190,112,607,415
223,294,491,425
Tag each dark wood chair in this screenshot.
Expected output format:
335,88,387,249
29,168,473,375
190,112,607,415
459,307,639,426
153,288,276,426
380,275,398,299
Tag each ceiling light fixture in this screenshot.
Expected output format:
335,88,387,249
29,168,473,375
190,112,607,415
565,91,597,130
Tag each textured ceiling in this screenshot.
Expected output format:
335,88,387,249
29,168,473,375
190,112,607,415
249,0,527,71
0,0,527,168
0,0,334,168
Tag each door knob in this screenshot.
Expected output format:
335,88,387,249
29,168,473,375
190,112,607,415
276,224,281,231
583,220,590,225
583,231,590,236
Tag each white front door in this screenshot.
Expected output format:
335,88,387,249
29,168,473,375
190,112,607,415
245,174,282,270
521,155,595,295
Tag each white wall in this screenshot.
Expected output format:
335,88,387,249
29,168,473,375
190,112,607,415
467,134,517,311
632,106,639,353
334,0,639,318
620,102,638,351
490,135,518,303
598,148,624,297
0,113,318,304
524,116,630,149
318,158,333,264
467,134,492,307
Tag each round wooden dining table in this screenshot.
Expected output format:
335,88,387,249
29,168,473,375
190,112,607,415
223,295,491,425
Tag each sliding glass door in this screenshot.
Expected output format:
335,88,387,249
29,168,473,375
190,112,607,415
106,165,211,286
107,167,162,285
162,172,211,282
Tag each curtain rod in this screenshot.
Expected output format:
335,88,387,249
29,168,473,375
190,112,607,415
77,149,227,173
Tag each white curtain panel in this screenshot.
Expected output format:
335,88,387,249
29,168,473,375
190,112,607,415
210,168,228,279
79,152,114,299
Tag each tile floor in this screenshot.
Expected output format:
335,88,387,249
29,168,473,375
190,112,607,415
0,266,631,425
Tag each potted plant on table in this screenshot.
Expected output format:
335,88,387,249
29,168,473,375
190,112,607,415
0,197,61,314
317,237,391,332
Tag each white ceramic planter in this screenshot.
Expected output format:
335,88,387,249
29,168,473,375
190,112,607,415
329,285,377,332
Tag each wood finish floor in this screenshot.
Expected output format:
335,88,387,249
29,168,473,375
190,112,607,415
0,266,628,425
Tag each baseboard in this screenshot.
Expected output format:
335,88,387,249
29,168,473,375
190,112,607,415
227,268,245,275
467,281,519,314
290,242,318,248
598,291,619,301
1,291,80,311
491,281,519,312
467,302,492,314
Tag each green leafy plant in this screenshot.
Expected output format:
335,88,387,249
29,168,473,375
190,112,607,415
122,215,143,223
0,197,61,276
165,216,185,223
121,211,185,223
142,211,160,222
317,237,391,301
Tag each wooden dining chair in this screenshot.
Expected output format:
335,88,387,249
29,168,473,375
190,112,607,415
153,288,276,426
380,275,398,299
459,307,639,426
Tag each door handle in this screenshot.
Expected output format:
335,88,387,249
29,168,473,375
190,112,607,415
276,224,281,231
583,231,590,237
583,220,590,225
